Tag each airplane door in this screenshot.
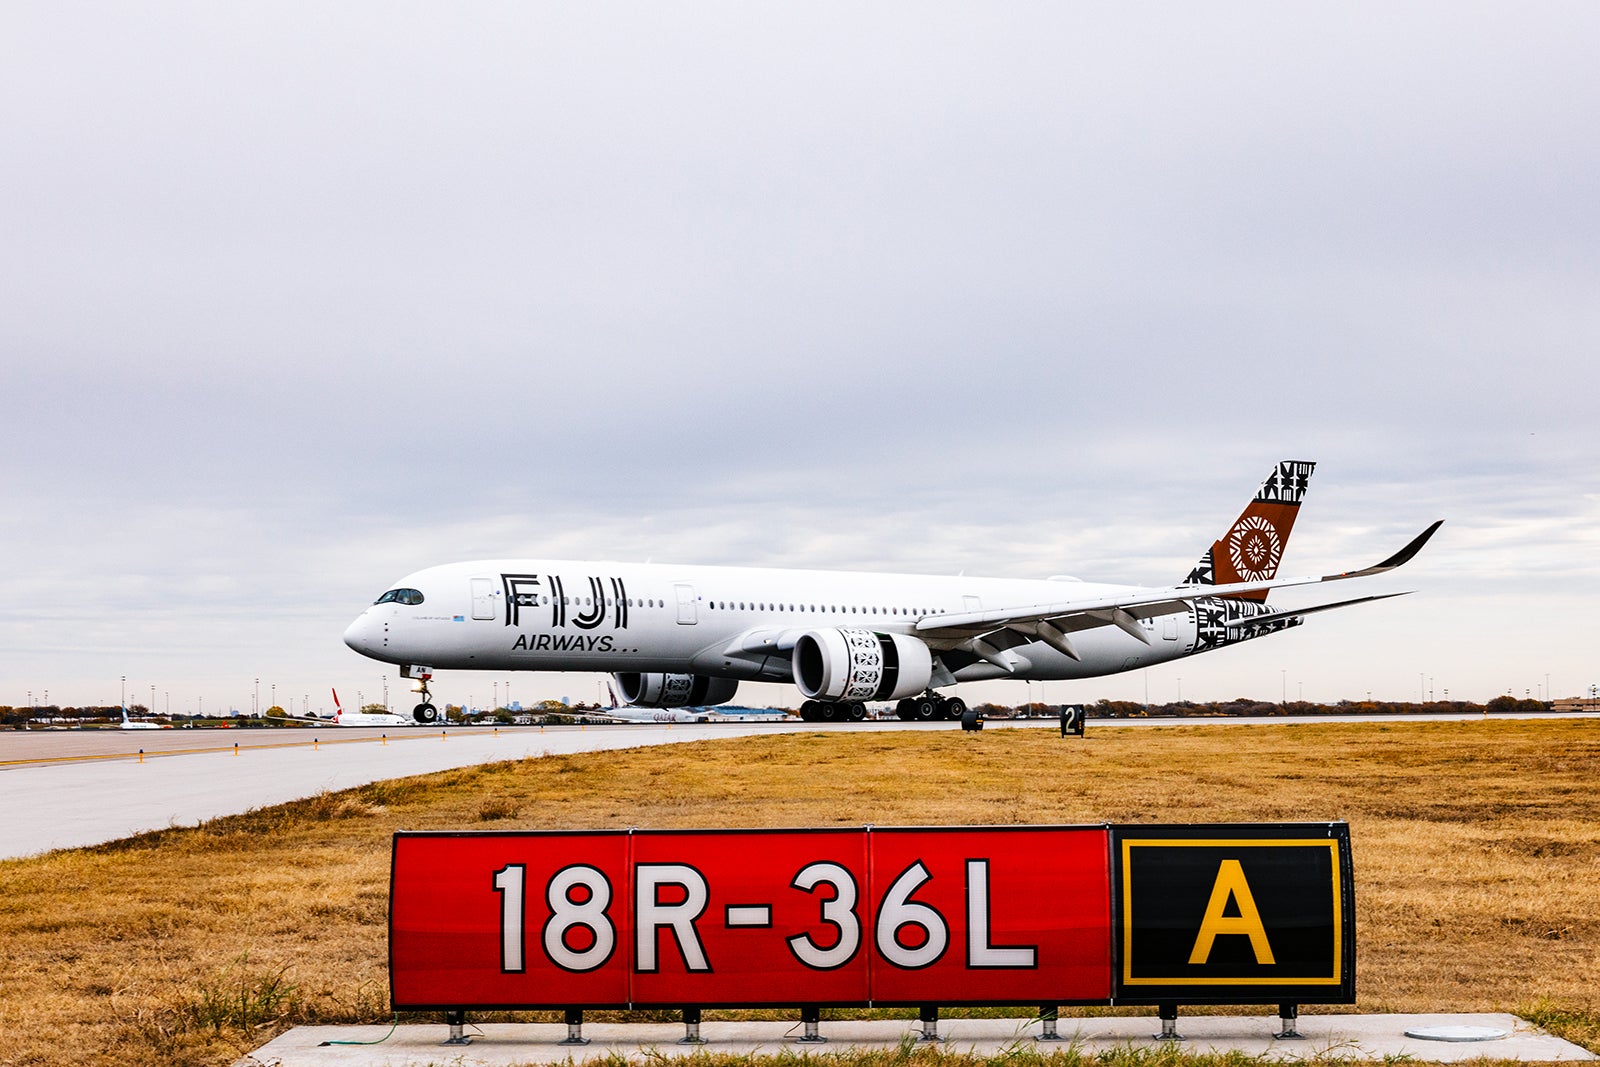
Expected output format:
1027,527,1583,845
675,583,698,625
470,578,496,621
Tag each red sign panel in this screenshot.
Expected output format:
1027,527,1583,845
629,829,871,1006
866,826,1111,1005
391,831,631,1009
391,826,1112,1009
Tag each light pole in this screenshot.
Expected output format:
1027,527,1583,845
382,677,388,711
254,678,259,717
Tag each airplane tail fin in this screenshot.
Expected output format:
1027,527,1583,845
1183,460,1316,602
331,688,343,723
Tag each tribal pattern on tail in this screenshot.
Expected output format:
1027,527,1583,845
1184,460,1315,601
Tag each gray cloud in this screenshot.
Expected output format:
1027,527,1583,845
4,3,1597,710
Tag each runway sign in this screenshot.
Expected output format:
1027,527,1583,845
1111,823,1355,1003
391,823,1352,1010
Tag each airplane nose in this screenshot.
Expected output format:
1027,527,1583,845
344,613,377,655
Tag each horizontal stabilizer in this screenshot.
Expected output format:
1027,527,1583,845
1222,591,1412,628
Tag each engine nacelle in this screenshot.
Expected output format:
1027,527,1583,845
792,629,933,702
613,672,738,709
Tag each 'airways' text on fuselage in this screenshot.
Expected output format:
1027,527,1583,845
512,633,616,653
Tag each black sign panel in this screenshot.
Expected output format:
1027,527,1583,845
1111,823,1354,1004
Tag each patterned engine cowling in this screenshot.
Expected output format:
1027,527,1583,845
614,672,739,708
792,629,933,702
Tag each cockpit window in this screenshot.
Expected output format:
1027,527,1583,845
374,588,425,606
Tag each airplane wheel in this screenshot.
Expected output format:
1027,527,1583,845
817,702,840,722
799,700,819,722
941,697,967,721
913,697,939,721
895,698,914,721
413,702,438,724
848,701,867,721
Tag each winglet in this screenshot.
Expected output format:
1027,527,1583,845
1332,520,1444,580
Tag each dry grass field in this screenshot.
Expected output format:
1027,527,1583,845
1,718,1597,1067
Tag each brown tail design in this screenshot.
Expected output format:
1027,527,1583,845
1183,460,1315,602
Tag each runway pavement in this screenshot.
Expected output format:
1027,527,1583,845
5,712,1594,860
0,722,815,859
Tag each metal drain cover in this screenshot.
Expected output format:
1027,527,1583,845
1404,1025,1509,1042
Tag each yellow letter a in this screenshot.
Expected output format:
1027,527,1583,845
1188,859,1275,965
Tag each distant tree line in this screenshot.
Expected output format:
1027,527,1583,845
972,696,1556,720
0,704,282,727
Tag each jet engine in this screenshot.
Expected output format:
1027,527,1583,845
613,672,738,708
792,629,933,702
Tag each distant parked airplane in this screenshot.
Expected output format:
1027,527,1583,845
344,461,1441,724
118,708,165,730
277,689,421,728
326,688,418,728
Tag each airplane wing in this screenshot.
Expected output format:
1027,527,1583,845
913,520,1443,667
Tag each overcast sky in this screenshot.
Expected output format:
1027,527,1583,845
4,3,1597,714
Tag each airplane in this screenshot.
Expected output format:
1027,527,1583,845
343,461,1442,725
326,688,419,727
599,706,721,724
586,680,785,724
275,689,422,728
118,708,166,730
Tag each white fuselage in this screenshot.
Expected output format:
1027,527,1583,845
333,711,419,727
343,559,1202,687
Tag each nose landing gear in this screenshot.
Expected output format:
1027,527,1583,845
402,665,438,724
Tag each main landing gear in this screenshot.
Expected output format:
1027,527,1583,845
403,665,438,724
798,700,867,723
892,694,968,722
